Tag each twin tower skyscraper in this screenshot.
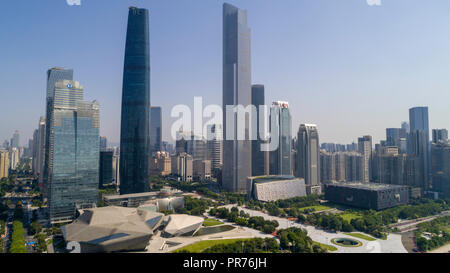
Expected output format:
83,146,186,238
120,4,254,194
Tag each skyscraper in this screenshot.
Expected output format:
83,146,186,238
222,3,252,193
409,106,430,190
10,131,20,148
431,140,450,197
251,85,269,176
43,68,73,199
296,124,321,194
207,124,223,170
119,7,151,195
358,135,372,183
99,150,114,188
0,150,9,179
269,101,292,176
37,117,46,189
100,136,108,151
150,106,162,156
432,129,448,144
44,80,100,223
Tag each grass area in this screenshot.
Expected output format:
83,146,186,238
339,212,362,222
203,218,223,227
313,241,337,252
344,232,376,241
298,205,332,212
173,238,251,253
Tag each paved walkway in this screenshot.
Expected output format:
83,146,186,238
222,205,407,253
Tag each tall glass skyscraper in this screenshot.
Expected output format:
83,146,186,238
251,85,269,176
150,106,162,156
409,106,430,190
119,7,150,194
222,3,252,193
44,80,99,224
296,124,321,194
43,67,74,199
269,101,292,176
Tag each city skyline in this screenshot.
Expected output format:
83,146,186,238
2,0,450,146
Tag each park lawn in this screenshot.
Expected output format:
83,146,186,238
344,232,376,241
313,241,337,252
340,213,362,222
298,205,332,212
203,218,223,227
173,238,251,253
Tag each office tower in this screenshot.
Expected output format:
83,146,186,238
100,136,108,151
432,129,448,144
99,150,114,188
401,121,410,134
2,140,9,149
9,148,19,170
43,80,100,223
222,3,252,193
32,129,39,175
296,124,321,194
0,150,9,179
36,117,46,188
193,159,212,181
119,7,151,195
409,106,430,190
358,135,372,183
149,151,171,176
207,124,223,170
43,68,74,199
386,128,407,147
10,130,20,148
379,148,408,186
431,141,450,197
251,85,269,176
171,153,193,182
269,101,292,176
150,106,162,156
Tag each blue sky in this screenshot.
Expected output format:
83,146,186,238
1,0,450,146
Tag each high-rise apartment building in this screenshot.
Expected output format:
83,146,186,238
222,3,252,193
43,80,100,223
119,7,151,195
358,135,372,183
431,141,450,198
0,150,9,179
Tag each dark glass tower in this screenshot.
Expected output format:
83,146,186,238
119,7,150,194
251,85,268,176
408,106,430,190
150,106,162,156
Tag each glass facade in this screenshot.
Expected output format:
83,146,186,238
120,7,151,194
150,106,162,156
222,3,252,193
296,124,320,187
251,85,268,176
408,106,430,189
46,80,99,223
270,102,292,176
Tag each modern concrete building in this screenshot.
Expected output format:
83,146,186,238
296,124,320,194
222,3,252,193
163,214,204,237
103,188,183,207
119,7,151,195
270,101,292,176
324,182,409,210
248,175,306,202
61,206,164,253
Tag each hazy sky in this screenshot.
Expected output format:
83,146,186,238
1,0,450,146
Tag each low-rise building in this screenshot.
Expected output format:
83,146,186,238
248,175,306,202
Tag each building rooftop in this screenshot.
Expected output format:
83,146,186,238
249,175,298,184
326,182,408,191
